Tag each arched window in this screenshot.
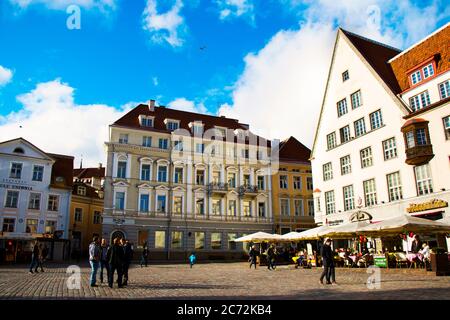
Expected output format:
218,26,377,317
13,147,24,154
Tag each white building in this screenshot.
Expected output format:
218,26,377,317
311,24,449,249
0,138,73,262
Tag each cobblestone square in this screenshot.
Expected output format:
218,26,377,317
0,262,449,300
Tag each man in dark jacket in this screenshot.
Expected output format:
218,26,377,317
319,238,334,285
249,245,258,269
267,244,276,270
107,238,124,288
410,235,422,253
122,239,134,286
29,242,40,274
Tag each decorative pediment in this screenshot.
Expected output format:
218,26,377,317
194,163,206,169
156,158,170,165
155,185,170,191
228,190,239,196
173,160,185,166
257,192,268,198
113,181,130,187
139,157,153,163
116,152,128,161
226,166,237,172
193,187,206,193
172,186,186,192
137,183,153,189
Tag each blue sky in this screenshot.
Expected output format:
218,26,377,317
0,0,448,166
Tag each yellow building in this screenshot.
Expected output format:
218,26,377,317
272,137,315,234
69,166,105,256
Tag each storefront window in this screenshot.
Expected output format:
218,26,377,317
155,231,166,249
171,231,183,249
211,233,222,250
195,232,205,250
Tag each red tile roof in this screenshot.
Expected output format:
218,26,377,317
278,136,311,163
47,153,74,189
74,167,105,179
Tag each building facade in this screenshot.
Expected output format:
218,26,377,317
103,102,274,260
0,138,73,262
272,137,315,234
311,24,449,249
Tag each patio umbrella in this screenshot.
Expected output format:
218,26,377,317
357,215,450,236
285,225,333,240
280,231,303,241
234,232,283,243
318,221,371,239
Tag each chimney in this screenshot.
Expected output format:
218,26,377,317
98,163,102,169
148,100,155,112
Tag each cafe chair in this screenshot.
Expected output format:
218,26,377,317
394,252,409,268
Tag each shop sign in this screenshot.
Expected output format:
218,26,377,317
0,179,32,191
349,211,373,222
407,199,448,213
373,255,387,268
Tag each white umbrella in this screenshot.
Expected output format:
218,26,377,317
357,215,450,236
234,231,283,243
318,221,371,239
285,225,333,240
280,231,303,241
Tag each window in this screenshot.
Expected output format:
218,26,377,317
74,208,83,222
174,167,183,183
415,164,433,196
280,199,290,216
228,200,236,216
157,195,166,213
155,231,166,249
308,200,314,216
257,176,265,190
142,136,152,147
174,140,183,151
32,165,44,181
157,166,167,182
173,196,183,214
439,80,450,99
228,233,237,250
167,121,179,131
307,177,313,190
28,193,41,210
279,175,288,189
195,232,205,249
118,134,128,144
141,164,151,181
227,173,236,188
337,98,348,117
294,199,303,216
141,117,153,127
114,192,125,210
409,91,431,112
416,128,427,145
196,170,205,185
326,132,337,150
171,231,183,249
212,199,221,215
351,90,362,109
360,147,373,168
323,162,333,181
212,171,221,184
411,70,422,85
343,185,354,211
2,218,15,232
93,211,101,224
363,179,377,207
242,149,249,159
370,110,383,130
196,198,205,215
315,197,321,212
443,116,450,140
140,194,149,212
196,143,205,153
138,230,148,247
340,155,351,175
387,172,403,201
383,137,397,160
406,131,415,148
45,220,56,234
339,125,351,143
423,63,434,79
77,186,86,196
192,124,203,135
47,195,59,211
293,176,302,190
10,163,22,179
117,161,127,178
26,219,38,233
354,118,366,137
325,191,335,215
211,233,222,250
258,202,266,217
243,201,252,216
158,138,168,150
5,190,19,208
342,70,349,82
243,174,250,186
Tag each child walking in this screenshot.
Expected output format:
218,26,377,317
189,252,196,268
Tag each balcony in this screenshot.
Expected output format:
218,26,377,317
405,144,434,165
207,182,229,195
238,185,259,197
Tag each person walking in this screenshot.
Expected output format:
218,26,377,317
189,252,197,268
248,245,258,269
140,244,149,268
29,242,40,274
267,244,276,270
319,238,334,285
122,239,133,286
107,238,124,288
88,236,101,287
99,239,110,284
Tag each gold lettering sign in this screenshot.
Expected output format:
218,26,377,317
407,199,448,213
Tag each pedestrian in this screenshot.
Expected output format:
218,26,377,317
88,236,101,287
38,244,48,272
99,238,110,284
267,244,276,270
29,242,40,274
140,243,149,268
248,245,258,269
34,244,45,273
189,252,197,268
107,238,124,288
122,239,133,286
319,238,335,285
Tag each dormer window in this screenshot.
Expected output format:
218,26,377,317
215,127,227,137
408,60,436,86
139,115,154,127
77,186,86,196
411,70,422,85
423,63,434,79
189,122,203,135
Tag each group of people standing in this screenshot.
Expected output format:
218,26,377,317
89,236,134,288
248,244,278,270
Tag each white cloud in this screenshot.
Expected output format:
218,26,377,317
0,79,132,167
152,77,159,86
8,0,117,12
219,0,447,147
142,0,187,47
167,97,208,114
0,65,13,86
216,0,254,22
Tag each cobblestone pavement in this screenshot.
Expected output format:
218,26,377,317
0,262,449,300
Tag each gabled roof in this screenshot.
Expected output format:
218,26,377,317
74,166,105,179
278,136,311,163
0,137,54,162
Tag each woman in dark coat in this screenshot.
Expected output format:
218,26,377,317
248,245,258,269
107,238,125,288
319,238,334,285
